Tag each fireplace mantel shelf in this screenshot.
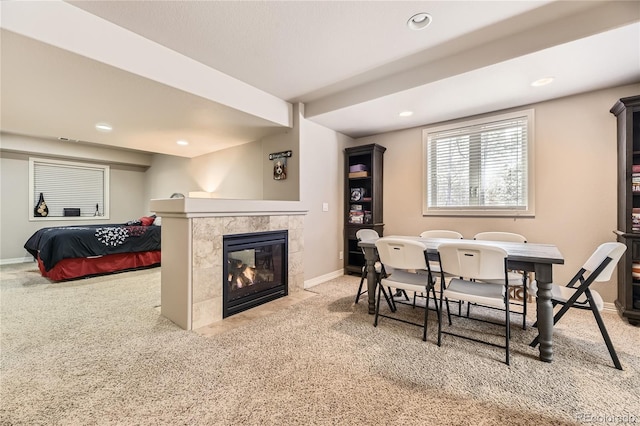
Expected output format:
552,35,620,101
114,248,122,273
150,198,308,218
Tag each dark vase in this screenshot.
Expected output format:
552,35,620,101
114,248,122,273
34,192,49,217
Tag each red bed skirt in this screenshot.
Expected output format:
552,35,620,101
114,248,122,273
37,251,161,281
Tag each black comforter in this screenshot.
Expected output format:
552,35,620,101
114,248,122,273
24,224,161,271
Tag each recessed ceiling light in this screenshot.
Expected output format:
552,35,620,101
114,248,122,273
399,111,414,117
531,77,554,87
95,122,113,132
407,13,432,31
176,140,189,146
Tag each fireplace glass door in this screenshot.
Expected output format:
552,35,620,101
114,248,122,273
223,230,288,317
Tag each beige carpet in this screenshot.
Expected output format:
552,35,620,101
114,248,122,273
1,262,639,425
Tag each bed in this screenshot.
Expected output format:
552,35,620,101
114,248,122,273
24,220,161,281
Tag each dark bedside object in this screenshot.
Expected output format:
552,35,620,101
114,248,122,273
63,208,80,217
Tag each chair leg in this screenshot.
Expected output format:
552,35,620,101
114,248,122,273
505,296,511,366
438,290,443,346
431,287,440,318
586,290,623,370
355,272,366,304
423,291,429,342
374,282,382,327
522,281,527,330
381,285,396,313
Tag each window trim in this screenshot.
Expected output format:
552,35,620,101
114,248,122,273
29,157,110,221
422,109,535,217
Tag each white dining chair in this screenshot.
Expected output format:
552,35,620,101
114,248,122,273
374,237,438,341
418,230,464,312
529,242,626,370
474,232,529,329
354,228,383,304
437,241,511,365
420,230,464,240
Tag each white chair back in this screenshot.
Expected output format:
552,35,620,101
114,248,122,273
438,242,508,281
420,230,463,239
474,232,527,243
583,242,627,282
356,229,379,241
375,238,428,271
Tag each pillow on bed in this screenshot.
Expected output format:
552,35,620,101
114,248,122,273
140,215,156,226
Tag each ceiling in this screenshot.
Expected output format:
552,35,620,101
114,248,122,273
1,1,639,158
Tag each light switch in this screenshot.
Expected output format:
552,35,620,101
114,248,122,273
322,202,329,212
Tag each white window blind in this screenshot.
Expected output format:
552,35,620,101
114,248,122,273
29,158,110,220
423,109,534,217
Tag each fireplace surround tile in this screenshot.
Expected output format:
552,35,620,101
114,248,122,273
192,297,220,330
268,215,289,230
192,266,222,303
288,228,304,254
189,215,304,325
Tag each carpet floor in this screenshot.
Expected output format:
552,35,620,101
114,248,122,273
1,262,639,425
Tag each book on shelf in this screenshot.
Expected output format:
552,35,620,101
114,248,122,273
364,211,372,224
348,171,368,178
349,164,367,173
349,210,364,224
633,210,640,230
633,164,640,173
350,204,363,211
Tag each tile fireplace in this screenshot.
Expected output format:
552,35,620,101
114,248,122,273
149,197,307,330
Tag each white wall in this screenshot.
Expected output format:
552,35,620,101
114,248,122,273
262,106,300,201
145,128,299,205
143,154,196,206
0,135,149,261
349,84,640,303
299,106,351,280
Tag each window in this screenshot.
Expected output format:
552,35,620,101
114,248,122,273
29,157,110,221
423,109,534,217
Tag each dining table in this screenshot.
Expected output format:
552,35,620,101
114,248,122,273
358,235,565,363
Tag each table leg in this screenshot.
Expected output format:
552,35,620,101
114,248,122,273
534,263,554,362
362,246,378,314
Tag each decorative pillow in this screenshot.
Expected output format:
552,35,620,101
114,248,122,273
139,215,156,226
153,216,162,226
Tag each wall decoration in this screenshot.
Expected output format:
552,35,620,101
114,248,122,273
34,192,49,217
269,150,292,181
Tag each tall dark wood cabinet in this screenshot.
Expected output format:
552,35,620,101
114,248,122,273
344,144,386,274
612,95,640,326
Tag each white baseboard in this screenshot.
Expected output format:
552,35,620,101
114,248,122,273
602,302,616,313
0,256,34,266
304,269,344,289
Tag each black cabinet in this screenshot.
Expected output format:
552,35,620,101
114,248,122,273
344,144,386,274
611,95,640,325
